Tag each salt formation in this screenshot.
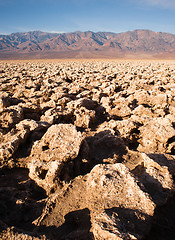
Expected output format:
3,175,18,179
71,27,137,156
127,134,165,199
0,60,175,240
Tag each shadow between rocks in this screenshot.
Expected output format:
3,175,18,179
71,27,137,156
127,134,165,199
132,154,175,240
104,207,151,238
13,127,49,159
85,130,127,162
131,165,170,205
36,208,95,240
0,168,47,232
144,193,175,240
146,153,175,177
60,130,127,182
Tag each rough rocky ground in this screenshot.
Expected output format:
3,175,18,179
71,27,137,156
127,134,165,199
0,59,175,240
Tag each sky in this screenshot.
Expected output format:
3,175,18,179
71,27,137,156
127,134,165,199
0,0,175,35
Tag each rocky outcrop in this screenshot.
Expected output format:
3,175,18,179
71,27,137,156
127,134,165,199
28,124,82,194
88,163,155,240
138,118,175,153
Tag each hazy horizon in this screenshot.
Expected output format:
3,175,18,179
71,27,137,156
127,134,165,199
1,28,175,36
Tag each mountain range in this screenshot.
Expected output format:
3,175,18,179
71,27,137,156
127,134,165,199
0,29,175,59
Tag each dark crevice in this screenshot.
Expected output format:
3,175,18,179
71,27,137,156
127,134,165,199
170,147,175,155
166,136,175,155
167,136,175,145
42,145,49,151
122,128,140,151
127,140,140,151
128,99,138,110
13,127,48,159
0,168,46,232
76,126,86,133
110,115,123,121
172,122,175,129
142,103,151,108
172,175,175,183
144,193,175,240
90,105,108,130
115,85,123,93
59,130,127,183
37,168,48,180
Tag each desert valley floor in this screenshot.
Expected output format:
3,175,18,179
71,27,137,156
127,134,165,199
0,59,175,240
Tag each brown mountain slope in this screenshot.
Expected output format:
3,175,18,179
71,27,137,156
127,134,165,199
0,29,175,59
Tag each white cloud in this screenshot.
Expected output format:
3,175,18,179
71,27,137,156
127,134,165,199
138,0,175,9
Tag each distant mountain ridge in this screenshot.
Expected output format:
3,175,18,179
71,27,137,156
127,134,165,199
0,29,175,59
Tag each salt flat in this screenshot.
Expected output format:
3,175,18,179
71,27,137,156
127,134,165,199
0,59,175,240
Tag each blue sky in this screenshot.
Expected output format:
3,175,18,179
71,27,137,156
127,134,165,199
0,0,175,35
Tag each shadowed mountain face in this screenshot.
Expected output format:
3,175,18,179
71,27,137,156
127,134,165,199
0,29,175,59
